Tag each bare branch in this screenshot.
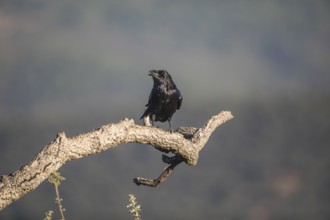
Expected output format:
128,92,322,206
0,111,233,210
134,155,184,187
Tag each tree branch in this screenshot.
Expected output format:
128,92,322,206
134,155,184,187
0,111,233,210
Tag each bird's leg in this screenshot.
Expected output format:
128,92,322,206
168,120,172,132
150,115,155,126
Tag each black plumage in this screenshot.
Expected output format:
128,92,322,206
140,69,182,130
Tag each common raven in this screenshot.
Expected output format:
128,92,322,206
140,69,182,130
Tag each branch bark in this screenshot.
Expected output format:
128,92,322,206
0,111,233,210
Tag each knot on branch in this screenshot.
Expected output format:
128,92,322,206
175,127,198,139
55,132,67,144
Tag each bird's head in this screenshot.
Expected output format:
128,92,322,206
148,69,172,85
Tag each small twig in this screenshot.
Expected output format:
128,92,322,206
133,155,184,187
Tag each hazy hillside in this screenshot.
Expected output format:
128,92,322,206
1,1,329,219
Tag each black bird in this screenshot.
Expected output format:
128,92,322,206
140,69,182,130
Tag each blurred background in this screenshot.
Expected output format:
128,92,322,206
1,0,330,219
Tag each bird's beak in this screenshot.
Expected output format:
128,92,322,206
148,70,156,77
